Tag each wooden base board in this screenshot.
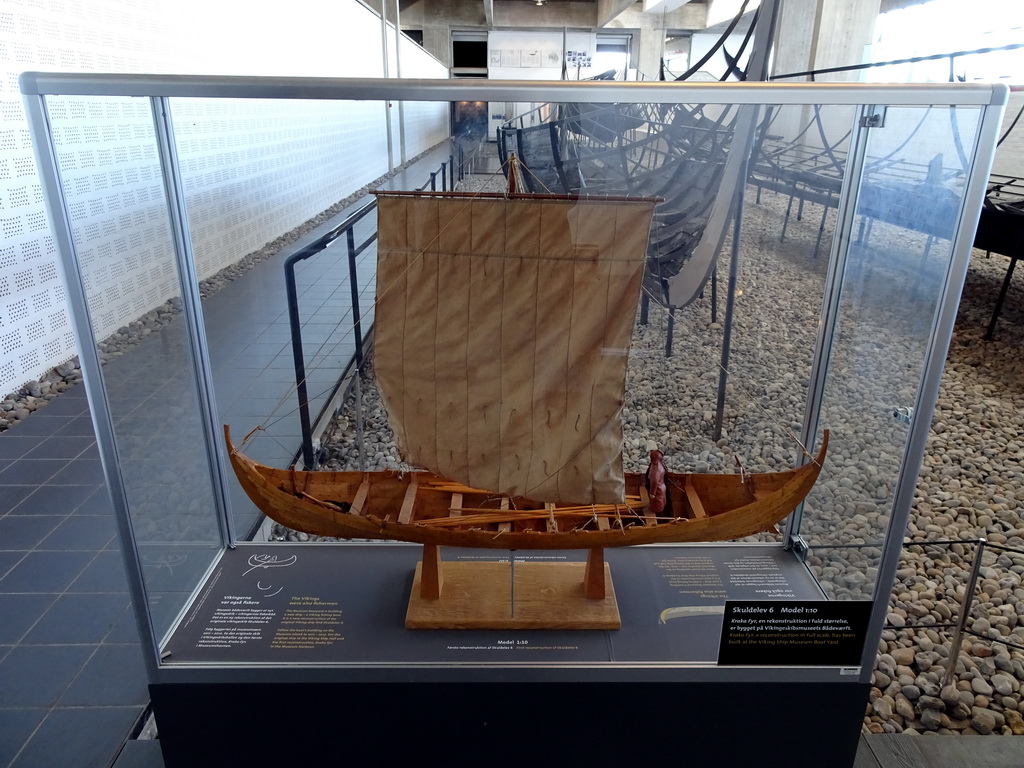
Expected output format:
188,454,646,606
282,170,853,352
405,560,620,630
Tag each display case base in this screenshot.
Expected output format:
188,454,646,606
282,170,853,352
151,680,869,767
405,558,620,629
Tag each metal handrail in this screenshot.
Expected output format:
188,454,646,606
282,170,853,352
416,153,456,192
19,73,1008,108
284,200,378,470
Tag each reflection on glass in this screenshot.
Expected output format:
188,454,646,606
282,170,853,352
40,87,993,646
805,106,983,600
47,95,223,638
495,101,851,490
870,542,1024,669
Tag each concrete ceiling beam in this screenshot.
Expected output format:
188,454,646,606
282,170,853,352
597,0,637,28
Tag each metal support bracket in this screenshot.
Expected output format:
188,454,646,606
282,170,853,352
787,534,810,562
893,406,914,425
860,108,887,128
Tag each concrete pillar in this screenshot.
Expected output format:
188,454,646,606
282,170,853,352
814,0,881,82
769,0,881,144
622,23,656,79
421,26,451,68
603,2,706,80
772,0,821,82
772,0,882,83
769,0,821,140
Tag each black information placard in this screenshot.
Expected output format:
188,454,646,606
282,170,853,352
717,600,873,666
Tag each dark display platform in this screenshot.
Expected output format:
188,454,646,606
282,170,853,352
154,543,869,767
163,542,826,665
152,679,869,766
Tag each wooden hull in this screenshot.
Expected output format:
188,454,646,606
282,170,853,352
226,427,828,550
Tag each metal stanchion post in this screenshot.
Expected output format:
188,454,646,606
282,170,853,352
943,538,987,688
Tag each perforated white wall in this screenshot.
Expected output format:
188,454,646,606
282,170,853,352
44,95,173,342
399,33,452,158
173,97,392,281
1,0,447,396
0,0,188,393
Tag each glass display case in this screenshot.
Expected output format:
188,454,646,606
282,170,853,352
21,74,1006,766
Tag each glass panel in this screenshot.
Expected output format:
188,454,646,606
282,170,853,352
966,546,1024,650
705,103,853,478
166,95,403,536
882,543,1024,688
804,105,983,601
46,95,224,638
36,84,998,669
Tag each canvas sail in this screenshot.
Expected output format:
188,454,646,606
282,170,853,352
373,191,657,504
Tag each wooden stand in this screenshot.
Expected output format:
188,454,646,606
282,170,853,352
405,545,620,630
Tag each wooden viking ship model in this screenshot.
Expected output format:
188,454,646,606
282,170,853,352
225,175,828,628
225,430,827,551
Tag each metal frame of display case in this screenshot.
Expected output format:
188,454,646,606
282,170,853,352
20,74,1006,766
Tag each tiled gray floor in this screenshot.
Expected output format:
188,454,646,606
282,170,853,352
0,516,65,549
66,551,129,593
0,594,56,644
39,515,117,550
111,740,164,768
0,551,26,581
0,709,47,767
0,645,96,708
0,437,47,460
16,483,102,514
22,593,129,644
58,644,149,707
10,707,143,768
0,145,458,768
0,550,96,593
23,435,95,459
